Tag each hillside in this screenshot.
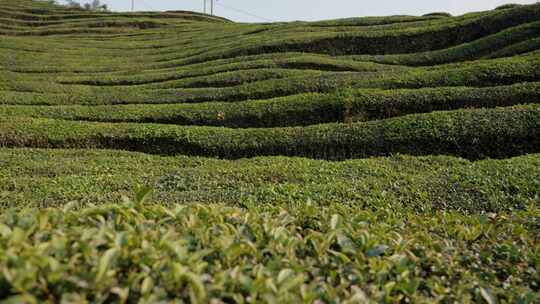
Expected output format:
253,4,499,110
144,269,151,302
0,0,539,302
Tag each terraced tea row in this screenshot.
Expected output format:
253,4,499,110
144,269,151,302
1,83,539,127
1,0,539,161
343,20,540,65
1,148,539,212
2,55,539,109
1,105,538,160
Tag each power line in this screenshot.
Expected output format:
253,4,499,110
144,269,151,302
214,1,273,22
133,0,273,22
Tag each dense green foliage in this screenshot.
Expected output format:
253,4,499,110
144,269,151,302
343,22,540,65
0,198,538,302
422,12,452,17
1,148,539,212
0,105,539,159
496,4,523,10
1,0,540,301
1,82,538,127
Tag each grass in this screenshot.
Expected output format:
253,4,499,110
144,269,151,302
1,0,540,301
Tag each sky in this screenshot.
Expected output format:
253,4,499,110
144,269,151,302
59,0,538,23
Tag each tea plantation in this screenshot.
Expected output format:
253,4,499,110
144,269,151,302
0,0,539,302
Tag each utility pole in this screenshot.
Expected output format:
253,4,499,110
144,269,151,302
131,0,134,11
203,0,214,15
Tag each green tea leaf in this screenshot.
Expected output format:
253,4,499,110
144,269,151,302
480,287,497,304
96,248,118,283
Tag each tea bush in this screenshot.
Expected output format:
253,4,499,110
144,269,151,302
1,1,540,301
0,197,538,302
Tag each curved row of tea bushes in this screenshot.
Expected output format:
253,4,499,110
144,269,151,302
0,4,228,23
1,4,538,66
52,56,398,86
0,50,394,74
1,83,538,127
194,4,540,57
0,105,538,160
342,21,540,65
307,15,445,27
3,13,540,77
484,37,540,58
2,54,539,105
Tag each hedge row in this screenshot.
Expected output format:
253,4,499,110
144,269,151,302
0,26,142,36
1,54,539,105
11,46,532,88
198,4,540,57
0,72,357,105
1,49,389,75
495,4,523,10
342,21,540,66
0,4,227,23
2,4,539,73
126,69,326,90
308,15,443,27
422,12,452,17
2,21,539,79
83,8,536,69
485,37,540,59
265,14,478,35
0,18,172,31
0,105,538,159
54,56,394,87
2,82,539,127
